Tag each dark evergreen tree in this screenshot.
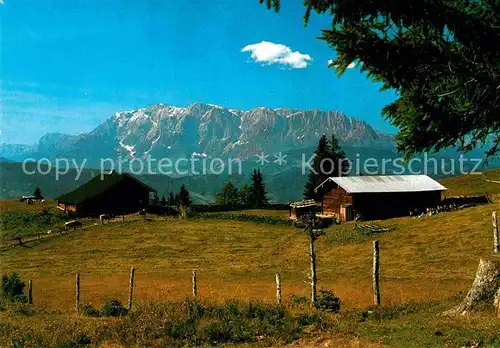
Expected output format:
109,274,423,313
33,187,43,200
178,185,191,207
304,134,350,200
260,0,500,157
303,135,331,200
160,195,167,206
168,192,175,206
328,134,350,177
239,184,252,206
249,169,268,208
152,192,159,205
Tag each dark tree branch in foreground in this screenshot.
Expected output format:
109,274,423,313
260,0,500,158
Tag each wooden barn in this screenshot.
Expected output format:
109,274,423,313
315,175,446,221
56,171,155,217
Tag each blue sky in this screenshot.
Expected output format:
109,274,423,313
1,0,398,144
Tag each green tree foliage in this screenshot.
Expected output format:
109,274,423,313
33,187,43,200
260,0,500,157
249,169,268,208
239,184,252,205
1,273,26,303
178,185,191,207
152,192,159,205
304,134,349,200
215,181,240,206
168,192,176,206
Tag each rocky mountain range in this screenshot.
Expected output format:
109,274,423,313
3,102,498,202
0,103,395,166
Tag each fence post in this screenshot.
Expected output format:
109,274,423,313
128,267,135,311
28,280,33,305
75,273,80,312
493,212,499,253
192,270,197,300
373,240,381,306
275,272,282,305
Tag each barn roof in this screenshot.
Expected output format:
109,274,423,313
315,175,446,194
56,171,155,204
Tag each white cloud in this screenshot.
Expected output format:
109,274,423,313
0,0,4,4
242,41,312,69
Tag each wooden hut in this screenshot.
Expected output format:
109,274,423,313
315,175,446,221
56,171,155,217
289,199,321,220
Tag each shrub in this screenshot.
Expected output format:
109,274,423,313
289,294,308,306
11,302,35,316
315,290,341,313
101,299,128,317
78,303,100,317
74,334,92,346
1,273,27,303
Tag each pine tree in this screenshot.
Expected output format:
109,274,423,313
249,169,268,208
303,134,350,200
328,134,350,177
303,135,330,200
239,184,252,206
160,195,167,206
260,0,500,157
152,192,159,205
178,185,191,207
168,192,175,206
33,187,43,200
215,180,239,206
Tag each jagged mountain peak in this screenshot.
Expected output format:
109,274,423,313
0,102,395,165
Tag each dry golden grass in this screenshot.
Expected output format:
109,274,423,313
0,199,57,213
440,168,500,197
2,171,500,346
1,199,498,314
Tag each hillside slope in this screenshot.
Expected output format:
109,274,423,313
2,200,498,312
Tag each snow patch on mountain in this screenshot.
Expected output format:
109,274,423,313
119,141,136,158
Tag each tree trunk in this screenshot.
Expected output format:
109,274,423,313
444,257,500,316
310,236,317,307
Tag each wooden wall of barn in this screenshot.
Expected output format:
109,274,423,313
351,191,442,220
321,187,352,216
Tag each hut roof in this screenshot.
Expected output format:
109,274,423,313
289,199,320,209
56,171,155,204
315,175,446,194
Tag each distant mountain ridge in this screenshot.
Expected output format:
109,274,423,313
0,103,395,165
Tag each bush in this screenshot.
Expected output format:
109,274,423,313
101,299,128,317
315,290,341,313
289,294,308,306
1,273,27,303
78,303,100,317
10,302,35,316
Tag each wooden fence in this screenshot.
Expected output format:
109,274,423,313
16,211,500,313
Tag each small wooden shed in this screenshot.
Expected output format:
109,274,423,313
289,199,321,220
315,175,446,221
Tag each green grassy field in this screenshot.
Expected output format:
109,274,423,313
1,171,500,346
